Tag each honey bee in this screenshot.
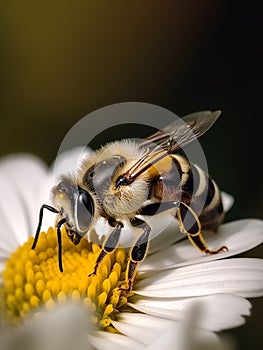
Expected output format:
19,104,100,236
32,110,227,293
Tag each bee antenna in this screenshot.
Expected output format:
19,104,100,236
32,204,59,249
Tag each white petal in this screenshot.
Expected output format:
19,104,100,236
141,219,263,271
33,172,58,233
89,331,146,350
221,191,234,212
136,258,263,298
146,323,183,350
149,323,222,350
147,217,184,254
112,313,175,346
129,294,251,331
114,312,221,350
0,155,48,252
112,313,180,347
116,311,174,328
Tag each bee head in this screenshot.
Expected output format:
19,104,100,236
52,176,94,240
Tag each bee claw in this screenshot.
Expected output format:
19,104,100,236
118,287,133,296
88,266,98,277
119,281,134,295
205,245,228,255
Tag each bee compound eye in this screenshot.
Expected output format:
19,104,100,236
76,190,94,232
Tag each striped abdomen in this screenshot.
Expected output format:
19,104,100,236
160,154,224,232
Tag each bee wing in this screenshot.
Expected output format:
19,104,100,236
120,110,221,183
139,110,221,153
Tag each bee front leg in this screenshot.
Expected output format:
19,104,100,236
120,221,151,294
177,202,228,255
89,221,123,277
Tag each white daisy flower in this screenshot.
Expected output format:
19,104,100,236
0,151,262,350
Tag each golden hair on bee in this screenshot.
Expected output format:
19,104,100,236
77,140,150,219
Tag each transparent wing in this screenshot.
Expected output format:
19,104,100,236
118,110,221,184
139,110,221,153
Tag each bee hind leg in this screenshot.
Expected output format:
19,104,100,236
120,221,151,294
177,202,228,255
88,222,123,277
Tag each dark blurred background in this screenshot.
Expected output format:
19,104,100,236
0,1,262,349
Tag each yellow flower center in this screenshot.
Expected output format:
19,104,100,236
1,228,130,332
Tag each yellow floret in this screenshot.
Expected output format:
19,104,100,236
1,228,132,332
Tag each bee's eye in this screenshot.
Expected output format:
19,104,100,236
76,190,94,232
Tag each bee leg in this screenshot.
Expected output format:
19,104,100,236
56,218,67,272
88,222,123,277
120,221,151,293
177,202,228,255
